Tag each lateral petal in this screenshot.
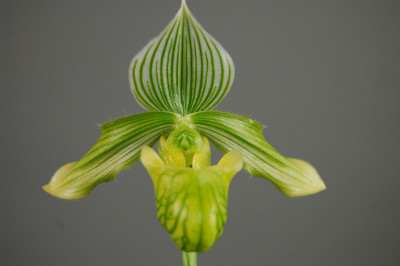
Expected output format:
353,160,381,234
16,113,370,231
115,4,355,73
43,112,178,199
189,111,326,197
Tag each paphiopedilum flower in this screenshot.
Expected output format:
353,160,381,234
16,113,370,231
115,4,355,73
43,0,325,257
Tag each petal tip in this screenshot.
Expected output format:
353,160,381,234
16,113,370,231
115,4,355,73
42,183,82,200
278,158,326,197
277,181,326,197
42,184,51,194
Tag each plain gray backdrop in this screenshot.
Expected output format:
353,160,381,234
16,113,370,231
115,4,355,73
2,0,400,265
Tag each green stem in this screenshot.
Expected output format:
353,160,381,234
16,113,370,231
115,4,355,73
182,251,197,266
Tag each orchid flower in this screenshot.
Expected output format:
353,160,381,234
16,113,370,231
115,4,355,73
43,1,325,265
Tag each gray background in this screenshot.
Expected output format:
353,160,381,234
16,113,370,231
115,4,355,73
2,0,399,265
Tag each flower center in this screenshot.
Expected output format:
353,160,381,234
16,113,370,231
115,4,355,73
159,124,210,169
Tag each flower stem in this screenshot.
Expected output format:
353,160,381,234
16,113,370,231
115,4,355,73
182,251,197,266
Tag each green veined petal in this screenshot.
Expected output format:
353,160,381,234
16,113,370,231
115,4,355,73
189,111,326,197
43,112,178,200
129,0,234,115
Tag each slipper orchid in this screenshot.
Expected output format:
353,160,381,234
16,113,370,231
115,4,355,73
43,0,325,263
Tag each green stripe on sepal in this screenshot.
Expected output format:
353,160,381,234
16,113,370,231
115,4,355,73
189,111,326,197
43,112,178,200
141,146,242,252
129,1,234,115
